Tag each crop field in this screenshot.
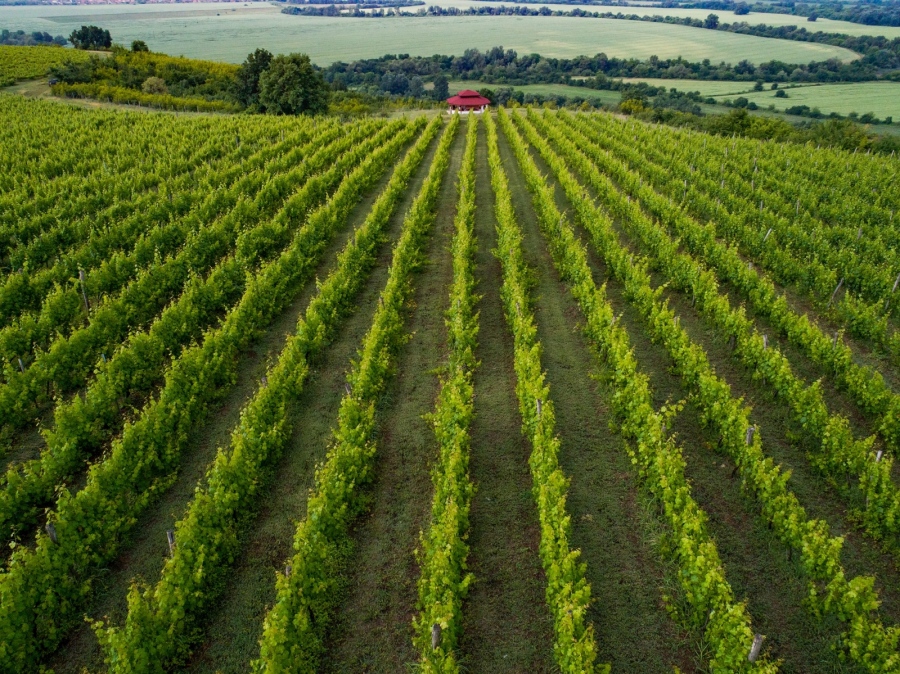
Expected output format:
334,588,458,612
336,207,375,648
0,2,858,65
2,94,900,674
448,79,622,104
712,81,900,119
0,44,89,87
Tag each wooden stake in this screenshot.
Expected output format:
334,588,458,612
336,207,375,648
284,564,292,577
536,398,542,417
763,227,773,242
828,278,844,306
745,426,755,445
432,623,442,650
46,522,57,545
78,270,90,314
166,530,176,556
17,357,25,373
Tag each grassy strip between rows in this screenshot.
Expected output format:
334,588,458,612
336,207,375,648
561,114,900,400
90,113,444,674
525,109,900,559
0,119,372,444
506,108,900,672
0,115,425,673
412,114,479,673
497,107,769,674
0,121,322,368
252,113,455,674
556,111,900,546
484,110,604,674
0,120,396,548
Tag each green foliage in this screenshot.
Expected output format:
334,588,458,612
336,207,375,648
0,44,90,86
253,114,454,673
412,115,479,673
48,49,241,109
93,117,425,674
0,115,424,672
235,48,272,110
258,53,330,116
556,109,900,557
131,40,149,53
485,110,605,674
68,25,111,50
499,106,767,673
537,108,900,673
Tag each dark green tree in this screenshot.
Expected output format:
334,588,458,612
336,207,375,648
258,53,330,115
704,13,719,29
131,40,149,52
431,74,449,101
235,48,273,109
68,25,111,50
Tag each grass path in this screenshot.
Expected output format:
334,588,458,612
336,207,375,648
498,127,698,673
319,121,466,672
453,121,557,673
527,125,873,671
182,128,443,674
41,131,421,674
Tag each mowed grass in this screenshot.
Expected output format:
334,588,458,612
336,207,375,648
0,1,857,65
714,81,900,118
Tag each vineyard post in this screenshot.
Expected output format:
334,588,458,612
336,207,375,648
828,278,844,307
45,522,57,544
166,530,175,556
78,270,90,314
431,623,441,650
749,634,765,662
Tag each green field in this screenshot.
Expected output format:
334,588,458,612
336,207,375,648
622,77,768,96
582,5,900,38
448,79,621,104
0,1,858,65
714,81,900,118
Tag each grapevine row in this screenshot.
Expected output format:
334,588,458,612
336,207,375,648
580,114,900,361
484,111,603,673
510,110,900,673
0,123,328,377
412,114,479,673
0,120,401,547
0,118,308,326
92,114,443,674
497,107,769,673
524,110,900,555
254,114,455,674
559,112,900,455
0,115,424,672
0,120,381,443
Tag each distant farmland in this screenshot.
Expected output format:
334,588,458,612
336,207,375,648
0,1,859,65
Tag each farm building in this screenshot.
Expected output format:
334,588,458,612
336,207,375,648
446,89,490,113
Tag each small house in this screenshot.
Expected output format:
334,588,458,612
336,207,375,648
446,89,490,114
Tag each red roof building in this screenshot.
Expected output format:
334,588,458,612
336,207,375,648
446,89,490,113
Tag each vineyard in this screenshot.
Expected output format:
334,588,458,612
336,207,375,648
1,93,900,674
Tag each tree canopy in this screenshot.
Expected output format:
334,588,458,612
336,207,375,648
258,53,330,115
69,25,111,50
